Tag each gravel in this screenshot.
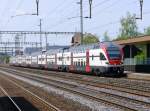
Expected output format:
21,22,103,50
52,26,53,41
0,70,122,111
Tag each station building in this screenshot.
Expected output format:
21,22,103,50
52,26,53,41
115,35,150,73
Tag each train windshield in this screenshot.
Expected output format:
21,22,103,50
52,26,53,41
107,47,121,60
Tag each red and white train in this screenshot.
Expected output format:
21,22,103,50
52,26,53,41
10,42,124,76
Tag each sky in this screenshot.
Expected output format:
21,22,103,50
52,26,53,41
0,0,150,46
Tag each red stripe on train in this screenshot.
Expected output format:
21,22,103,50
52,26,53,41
86,50,91,72
109,60,121,65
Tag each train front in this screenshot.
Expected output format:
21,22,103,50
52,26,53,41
103,43,124,76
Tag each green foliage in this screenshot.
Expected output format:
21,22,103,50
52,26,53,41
103,31,111,41
117,12,138,40
144,26,150,35
83,34,99,44
134,52,146,64
0,55,10,64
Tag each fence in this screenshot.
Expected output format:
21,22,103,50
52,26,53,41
124,58,150,65
124,58,150,73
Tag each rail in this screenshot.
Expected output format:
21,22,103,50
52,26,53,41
0,86,22,111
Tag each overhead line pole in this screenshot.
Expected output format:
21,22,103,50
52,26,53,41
136,0,143,20
89,0,93,18
79,0,93,44
39,19,42,51
80,0,84,45
36,0,39,16
140,0,143,20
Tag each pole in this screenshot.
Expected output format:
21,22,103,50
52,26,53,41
140,0,143,20
80,0,84,45
136,0,143,20
45,33,48,51
89,0,93,18
36,0,39,16
39,19,42,51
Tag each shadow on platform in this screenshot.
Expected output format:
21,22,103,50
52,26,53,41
0,97,39,111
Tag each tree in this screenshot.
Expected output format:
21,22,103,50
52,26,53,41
103,31,110,41
83,33,99,44
0,55,10,64
145,26,150,35
117,12,138,40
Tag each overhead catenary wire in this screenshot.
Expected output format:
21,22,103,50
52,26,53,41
47,0,74,19
1,0,24,29
86,11,150,39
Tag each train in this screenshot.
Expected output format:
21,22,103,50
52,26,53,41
9,42,124,76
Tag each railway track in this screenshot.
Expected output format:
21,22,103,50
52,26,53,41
3,66,150,97
0,67,150,111
0,74,61,111
0,86,22,111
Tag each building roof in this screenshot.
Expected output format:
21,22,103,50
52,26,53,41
114,35,150,45
71,32,81,46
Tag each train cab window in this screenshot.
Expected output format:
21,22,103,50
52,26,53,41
100,53,106,60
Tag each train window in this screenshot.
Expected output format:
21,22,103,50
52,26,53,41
81,61,83,66
67,56,69,61
58,57,62,61
107,47,121,60
100,53,106,60
78,62,80,66
84,61,86,66
92,55,94,60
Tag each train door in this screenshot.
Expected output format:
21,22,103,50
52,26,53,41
85,50,91,72
69,52,74,71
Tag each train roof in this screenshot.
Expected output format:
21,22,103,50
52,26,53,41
24,42,120,55
66,42,120,52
